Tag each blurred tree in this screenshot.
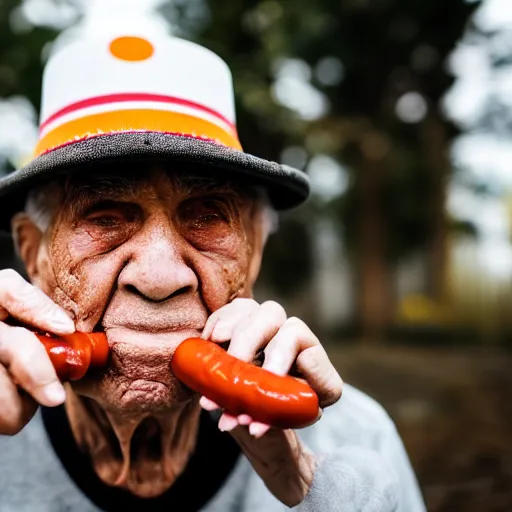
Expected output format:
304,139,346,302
0,0,479,341
187,0,479,340
0,0,61,274
0,0,58,118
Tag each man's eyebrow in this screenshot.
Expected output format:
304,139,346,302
70,174,139,193
67,172,144,198
173,173,234,193
63,169,254,213
62,174,143,218
172,172,255,200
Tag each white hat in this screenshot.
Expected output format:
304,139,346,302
0,29,309,230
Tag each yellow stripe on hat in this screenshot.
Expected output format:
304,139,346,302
35,109,242,156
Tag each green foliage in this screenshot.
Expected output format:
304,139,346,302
0,0,58,109
0,0,479,314
185,0,479,279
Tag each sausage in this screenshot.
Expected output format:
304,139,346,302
171,337,319,429
35,333,319,428
35,332,109,381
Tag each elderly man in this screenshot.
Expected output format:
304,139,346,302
0,28,425,512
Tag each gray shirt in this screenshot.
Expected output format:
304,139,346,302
0,384,426,512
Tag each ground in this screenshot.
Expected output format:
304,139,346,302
327,343,512,512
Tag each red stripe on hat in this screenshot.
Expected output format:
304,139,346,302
40,93,237,134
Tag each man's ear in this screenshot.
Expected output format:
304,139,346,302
11,213,43,282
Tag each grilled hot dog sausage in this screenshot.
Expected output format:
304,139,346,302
171,337,319,429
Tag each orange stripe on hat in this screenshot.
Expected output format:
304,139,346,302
35,109,242,156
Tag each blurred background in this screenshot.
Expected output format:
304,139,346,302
0,0,511,510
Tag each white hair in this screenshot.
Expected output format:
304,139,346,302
24,181,63,233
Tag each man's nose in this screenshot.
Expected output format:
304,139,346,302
117,216,198,302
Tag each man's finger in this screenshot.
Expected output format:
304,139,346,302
0,364,38,435
218,412,239,432
296,345,343,408
262,317,343,408
0,323,66,407
0,269,74,335
248,422,270,438
204,299,259,343
261,317,318,376
199,396,221,411
227,301,287,361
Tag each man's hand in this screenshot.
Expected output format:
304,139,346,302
0,269,75,435
200,298,343,507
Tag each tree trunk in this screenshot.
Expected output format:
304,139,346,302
357,156,392,342
421,113,449,303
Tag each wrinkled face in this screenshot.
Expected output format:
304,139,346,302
29,164,266,416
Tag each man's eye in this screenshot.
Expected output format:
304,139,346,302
87,213,124,227
181,199,230,228
193,212,223,225
81,201,141,229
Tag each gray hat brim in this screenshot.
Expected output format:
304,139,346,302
0,132,309,232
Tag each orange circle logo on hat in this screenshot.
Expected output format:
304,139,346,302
109,36,154,62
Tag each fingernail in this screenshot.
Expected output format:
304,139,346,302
199,396,218,411
263,354,285,376
218,415,237,432
249,423,269,438
237,414,252,425
212,323,230,342
43,382,66,404
51,311,74,330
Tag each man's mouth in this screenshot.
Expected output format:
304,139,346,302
100,303,209,336
103,326,203,379
78,326,202,395
104,325,202,350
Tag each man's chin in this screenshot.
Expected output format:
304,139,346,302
119,379,174,409
71,375,196,415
